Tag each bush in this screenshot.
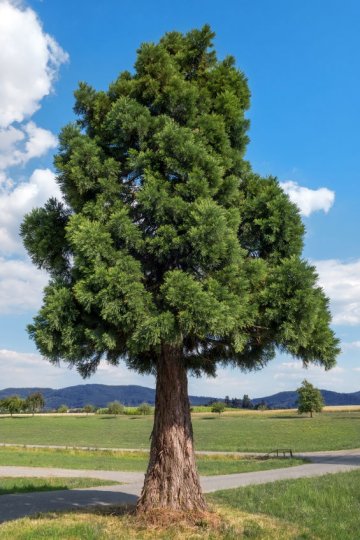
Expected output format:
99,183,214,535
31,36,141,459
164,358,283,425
211,401,226,415
107,401,124,415
137,402,152,415
57,404,68,413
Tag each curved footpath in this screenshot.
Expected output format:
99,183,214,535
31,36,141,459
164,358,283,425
0,448,359,523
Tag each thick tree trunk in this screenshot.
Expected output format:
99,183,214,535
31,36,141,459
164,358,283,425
136,345,207,513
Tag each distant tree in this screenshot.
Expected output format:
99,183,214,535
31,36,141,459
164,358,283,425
224,395,230,407
254,400,268,410
231,398,242,409
242,394,252,409
211,401,226,415
107,400,124,416
297,380,324,418
83,403,95,415
25,392,45,415
137,402,152,415
57,404,68,413
2,396,25,416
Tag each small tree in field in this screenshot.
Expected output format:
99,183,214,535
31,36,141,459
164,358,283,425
57,404,68,413
21,26,339,512
83,403,95,415
107,401,124,416
137,402,152,415
297,380,324,418
25,392,45,415
2,396,25,416
211,401,226,415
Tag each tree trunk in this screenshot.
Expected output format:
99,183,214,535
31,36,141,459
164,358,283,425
136,344,207,513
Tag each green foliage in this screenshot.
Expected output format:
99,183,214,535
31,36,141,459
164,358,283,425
57,404,68,413
0,396,25,416
21,25,339,379
25,392,45,415
83,404,95,414
297,379,324,417
107,400,124,415
136,402,152,415
211,401,226,415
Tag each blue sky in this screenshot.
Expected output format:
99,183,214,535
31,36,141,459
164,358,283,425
0,0,359,398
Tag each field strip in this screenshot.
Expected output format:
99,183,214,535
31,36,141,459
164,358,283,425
0,453,360,523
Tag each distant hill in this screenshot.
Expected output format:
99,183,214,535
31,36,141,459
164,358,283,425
0,384,219,410
252,389,360,409
0,384,359,410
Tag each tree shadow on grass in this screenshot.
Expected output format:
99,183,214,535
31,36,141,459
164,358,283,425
0,484,71,496
201,417,217,420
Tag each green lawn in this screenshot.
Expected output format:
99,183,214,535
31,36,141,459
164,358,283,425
0,476,119,496
209,469,360,540
0,446,306,475
0,411,359,451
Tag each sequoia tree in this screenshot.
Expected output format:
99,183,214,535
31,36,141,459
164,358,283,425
21,26,339,512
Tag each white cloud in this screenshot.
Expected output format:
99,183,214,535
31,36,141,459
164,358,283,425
280,180,335,217
0,349,156,389
0,0,68,128
0,257,48,313
273,360,345,389
0,122,57,170
315,259,360,325
0,168,61,254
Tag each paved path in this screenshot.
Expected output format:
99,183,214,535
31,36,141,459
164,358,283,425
0,448,359,523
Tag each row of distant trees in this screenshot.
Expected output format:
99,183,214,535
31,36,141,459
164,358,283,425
0,392,45,416
209,381,325,417
0,394,153,416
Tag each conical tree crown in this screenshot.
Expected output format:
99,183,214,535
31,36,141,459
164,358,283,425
21,26,339,377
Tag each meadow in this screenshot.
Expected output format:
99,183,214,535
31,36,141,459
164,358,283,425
0,477,119,496
0,409,359,452
0,446,306,475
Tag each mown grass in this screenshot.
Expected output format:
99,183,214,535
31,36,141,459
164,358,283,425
209,469,360,540
0,446,306,475
0,505,305,539
0,476,119,495
0,410,359,451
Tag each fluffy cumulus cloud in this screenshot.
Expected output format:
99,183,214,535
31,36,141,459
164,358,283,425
315,259,360,325
0,122,57,170
0,168,61,254
0,257,48,313
0,0,68,128
0,349,156,389
0,1,68,315
272,360,345,391
280,180,335,217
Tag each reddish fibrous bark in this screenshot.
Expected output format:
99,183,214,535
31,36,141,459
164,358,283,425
136,345,207,512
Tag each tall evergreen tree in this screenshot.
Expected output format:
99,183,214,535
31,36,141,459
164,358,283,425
21,26,339,512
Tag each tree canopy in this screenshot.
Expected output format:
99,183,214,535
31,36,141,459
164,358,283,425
297,379,324,417
21,25,339,380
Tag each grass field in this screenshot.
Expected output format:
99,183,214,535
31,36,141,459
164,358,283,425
1,471,359,538
209,469,360,540
0,446,306,475
0,477,119,496
0,410,359,451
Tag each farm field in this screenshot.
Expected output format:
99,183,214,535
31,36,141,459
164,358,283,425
209,469,360,540
0,410,359,452
0,447,306,475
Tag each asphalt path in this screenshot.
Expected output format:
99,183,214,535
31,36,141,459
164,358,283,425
0,448,359,523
